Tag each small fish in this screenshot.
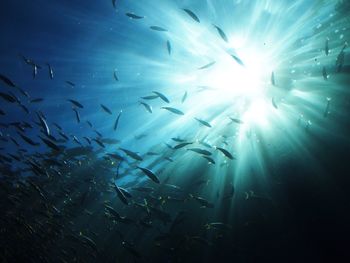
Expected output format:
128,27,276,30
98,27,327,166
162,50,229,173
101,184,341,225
153,91,169,103
229,117,244,124
122,241,141,258
30,98,44,103
194,118,211,128
73,108,81,123
66,81,75,87
213,24,228,42
202,156,215,164
112,0,117,9
172,137,185,142
46,63,54,79
0,92,16,103
141,95,159,100
325,38,329,56
198,61,216,70
322,66,328,80
137,167,160,184
126,13,144,19
181,91,187,103
272,97,278,109
182,8,200,23
173,142,193,149
191,195,214,208
324,97,331,118
36,112,50,136
231,54,245,66
114,110,122,131
120,148,143,161
150,26,168,32
18,132,39,146
188,148,211,156
87,121,93,128
113,69,119,81
59,131,69,141
161,107,184,115
19,103,29,114
39,136,60,151
53,123,62,130
83,136,91,144
271,71,276,86
139,101,152,113
32,64,38,79
114,182,129,205
68,99,84,108
166,40,171,55
216,147,234,159
101,104,113,115
0,73,16,87
93,138,105,148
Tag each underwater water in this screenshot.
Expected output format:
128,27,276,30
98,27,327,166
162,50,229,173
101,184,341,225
0,0,349,262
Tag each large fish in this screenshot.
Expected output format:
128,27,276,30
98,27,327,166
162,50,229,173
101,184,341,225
182,8,200,23
137,167,160,184
161,107,184,115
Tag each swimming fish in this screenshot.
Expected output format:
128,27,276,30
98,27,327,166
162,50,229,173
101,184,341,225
0,92,16,103
188,148,211,156
113,69,119,81
216,147,234,160
213,24,228,42
66,81,75,87
36,112,50,136
272,97,278,109
182,8,200,23
324,97,331,118
30,98,44,103
137,167,160,184
325,38,329,56
271,71,276,86
173,142,193,149
101,104,113,115
231,54,245,67
150,26,168,32
229,117,244,124
114,181,129,205
198,61,216,70
73,108,81,123
161,107,184,115
153,91,170,103
46,63,54,79
0,73,16,87
126,13,144,19
166,40,171,55
68,99,84,109
141,95,159,100
139,101,152,113
181,91,187,103
120,148,143,161
194,118,212,128
322,66,328,80
114,110,122,131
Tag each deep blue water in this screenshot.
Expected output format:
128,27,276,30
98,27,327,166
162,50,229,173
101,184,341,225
1,0,350,262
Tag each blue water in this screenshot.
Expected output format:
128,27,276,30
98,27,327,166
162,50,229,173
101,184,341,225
1,0,349,262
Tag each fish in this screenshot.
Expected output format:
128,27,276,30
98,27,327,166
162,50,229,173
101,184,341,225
191,195,214,208
324,97,331,118
39,136,60,151
126,13,144,19
182,8,200,23
18,132,40,146
120,148,143,161
198,61,216,70
30,98,44,103
150,26,168,32
166,40,171,55
73,108,81,123
153,91,170,103
181,91,187,103
112,0,117,9
36,112,50,136
173,142,193,149
137,167,160,183
161,107,184,115
216,147,234,160
231,54,245,66
171,137,185,142
271,71,276,86
114,110,122,131
322,66,328,80
122,241,141,258
68,99,84,108
141,95,159,100
100,104,113,115
46,63,54,79
325,38,329,56
92,138,105,148
53,123,62,130
194,118,211,128
87,121,93,128
272,97,278,109
113,69,119,81
188,148,212,156
83,136,91,144
202,156,215,164
19,103,29,114
66,81,75,87
139,101,152,113
213,24,228,42
0,92,16,103
0,73,16,87
59,131,69,141
114,182,129,205
32,64,38,78
229,117,244,124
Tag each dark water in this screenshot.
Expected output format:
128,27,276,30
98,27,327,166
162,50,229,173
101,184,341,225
0,0,349,262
